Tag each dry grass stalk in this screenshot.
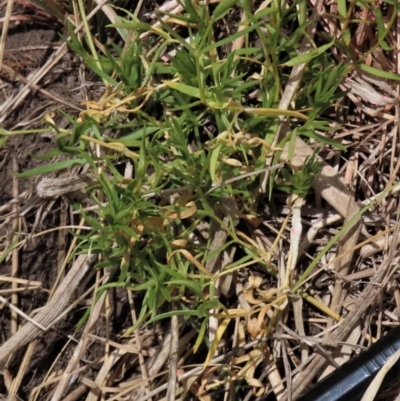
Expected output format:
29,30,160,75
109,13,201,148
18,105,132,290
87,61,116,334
291,212,400,399
0,254,97,366
8,340,36,400
166,314,179,401
128,289,152,399
0,0,15,70
11,155,19,336
0,0,108,122
0,63,82,111
36,174,97,199
50,276,107,401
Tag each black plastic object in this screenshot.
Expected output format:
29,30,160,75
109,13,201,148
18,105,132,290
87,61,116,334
296,325,400,401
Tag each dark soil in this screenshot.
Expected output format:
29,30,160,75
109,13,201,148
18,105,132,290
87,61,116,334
0,5,87,399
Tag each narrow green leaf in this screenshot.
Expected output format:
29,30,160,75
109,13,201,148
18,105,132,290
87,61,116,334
166,280,203,297
201,22,262,54
281,39,335,67
145,309,200,325
359,63,400,81
375,8,392,51
211,0,237,21
193,318,208,352
108,22,172,41
300,130,346,151
31,149,63,161
162,81,202,99
209,144,222,183
111,126,159,146
16,158,87,178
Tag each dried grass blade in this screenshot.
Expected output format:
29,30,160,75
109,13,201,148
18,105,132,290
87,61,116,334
0,254,97,366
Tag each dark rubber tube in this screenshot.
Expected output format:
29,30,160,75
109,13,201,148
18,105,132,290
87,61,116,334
296,326,400,401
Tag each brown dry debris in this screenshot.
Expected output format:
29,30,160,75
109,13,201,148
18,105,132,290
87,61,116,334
1,0,400,401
